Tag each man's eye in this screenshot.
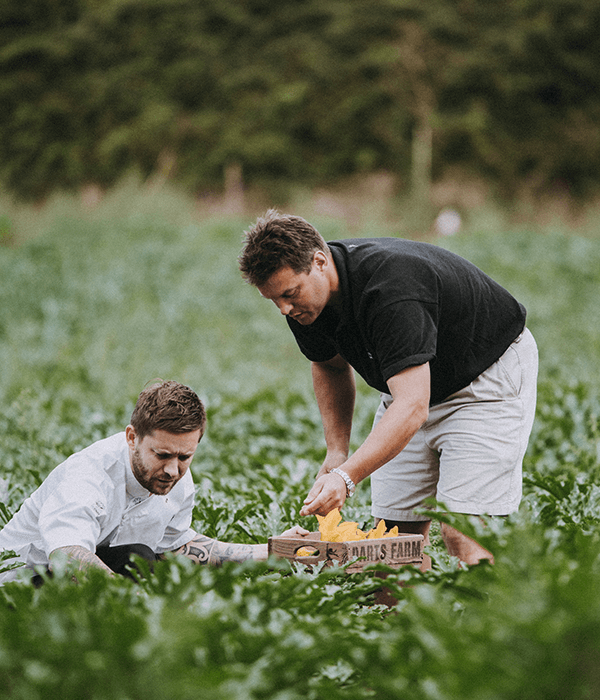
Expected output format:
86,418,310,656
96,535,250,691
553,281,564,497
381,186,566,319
157,453,190,461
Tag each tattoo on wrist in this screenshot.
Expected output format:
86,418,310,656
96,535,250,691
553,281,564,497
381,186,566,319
209,541,254,566
50,545,113,575
175,536,212,564
175,534,255,566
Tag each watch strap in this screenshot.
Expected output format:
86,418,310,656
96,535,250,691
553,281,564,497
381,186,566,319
330,468,356,497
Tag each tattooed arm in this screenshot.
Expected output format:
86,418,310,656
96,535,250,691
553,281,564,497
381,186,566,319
172,526,311,566
49,545,115,577
171,533,266,565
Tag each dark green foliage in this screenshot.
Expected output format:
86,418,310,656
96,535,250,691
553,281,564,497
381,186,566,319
524,382,600,533
431,0,600,196
0,0,415,199
2,0,600,199
0,214,600,698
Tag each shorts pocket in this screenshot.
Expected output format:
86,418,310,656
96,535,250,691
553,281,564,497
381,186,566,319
470,344,522,401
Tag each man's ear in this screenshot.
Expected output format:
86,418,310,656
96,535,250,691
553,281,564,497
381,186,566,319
313,249,328,270
125,425,137,449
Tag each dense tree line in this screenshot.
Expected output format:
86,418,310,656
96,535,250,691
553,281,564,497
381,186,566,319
1,0,600,202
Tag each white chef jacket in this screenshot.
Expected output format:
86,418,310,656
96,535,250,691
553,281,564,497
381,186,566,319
0,432,197,577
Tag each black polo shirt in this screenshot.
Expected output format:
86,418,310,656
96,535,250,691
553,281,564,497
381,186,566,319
287,238,526,405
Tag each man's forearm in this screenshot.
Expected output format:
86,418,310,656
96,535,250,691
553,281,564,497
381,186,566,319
340,364,430,486
312,358,355,461
49,545,114,576
299,364,431,517
172,533,267,565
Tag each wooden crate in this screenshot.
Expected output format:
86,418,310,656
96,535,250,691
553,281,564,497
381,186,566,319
268,531,423,573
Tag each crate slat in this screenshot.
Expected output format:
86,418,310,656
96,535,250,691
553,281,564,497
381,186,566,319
269,532,423,572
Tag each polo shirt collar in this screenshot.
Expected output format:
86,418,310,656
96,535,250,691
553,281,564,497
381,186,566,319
328,243,353,322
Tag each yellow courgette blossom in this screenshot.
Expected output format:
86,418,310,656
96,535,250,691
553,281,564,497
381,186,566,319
296,508,399,555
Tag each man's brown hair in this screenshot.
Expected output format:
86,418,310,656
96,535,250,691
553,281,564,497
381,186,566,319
130,381,207,440
239,210,328,287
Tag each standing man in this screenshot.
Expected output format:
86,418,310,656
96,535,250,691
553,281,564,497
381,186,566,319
0,380,306,584
239,211,538,565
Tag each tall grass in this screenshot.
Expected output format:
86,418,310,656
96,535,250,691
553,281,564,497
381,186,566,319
443,228,600,387
1,186,600,700
2,186,599,412
0,196,307,407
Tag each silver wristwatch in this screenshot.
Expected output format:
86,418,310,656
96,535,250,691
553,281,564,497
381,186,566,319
330,468,356,497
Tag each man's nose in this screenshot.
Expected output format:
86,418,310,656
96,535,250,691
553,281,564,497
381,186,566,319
163,458,180,477
277,300,293,316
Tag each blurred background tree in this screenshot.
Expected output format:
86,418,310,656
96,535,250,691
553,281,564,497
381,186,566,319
1,0,599,206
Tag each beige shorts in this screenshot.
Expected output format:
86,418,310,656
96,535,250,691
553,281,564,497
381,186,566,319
370,328,539,521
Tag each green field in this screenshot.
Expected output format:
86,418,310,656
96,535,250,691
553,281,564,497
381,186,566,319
1,194,600,699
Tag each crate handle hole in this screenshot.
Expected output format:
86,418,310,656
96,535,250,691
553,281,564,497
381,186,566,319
294,545,320,558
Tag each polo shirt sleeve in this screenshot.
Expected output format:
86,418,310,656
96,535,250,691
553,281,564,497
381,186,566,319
369,299,438,383
38,469,112,556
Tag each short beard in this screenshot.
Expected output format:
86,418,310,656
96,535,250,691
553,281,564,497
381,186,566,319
130,448,176,495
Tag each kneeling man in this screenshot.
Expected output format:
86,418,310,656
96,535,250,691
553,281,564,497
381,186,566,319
0,380,305,583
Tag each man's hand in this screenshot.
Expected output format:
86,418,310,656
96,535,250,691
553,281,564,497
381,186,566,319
279,525,311,537
49,545,115,582
299,472,347,517
315,450,348,480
